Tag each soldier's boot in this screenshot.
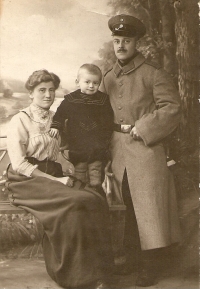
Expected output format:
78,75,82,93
114,245,141,275
74,162,88,183
136,249,159,287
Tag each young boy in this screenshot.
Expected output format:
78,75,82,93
49,64,113,189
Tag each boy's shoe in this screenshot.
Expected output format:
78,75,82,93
114,247,140,275
95,280,114,289
135,267,157,287
114,262,137,275
95,281,109,289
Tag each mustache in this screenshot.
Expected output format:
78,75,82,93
117,49,127,52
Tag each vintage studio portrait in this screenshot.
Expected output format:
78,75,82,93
0,0,198,289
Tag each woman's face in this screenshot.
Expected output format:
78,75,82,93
30,81,56,110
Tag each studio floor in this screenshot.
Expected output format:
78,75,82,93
0,258,198,289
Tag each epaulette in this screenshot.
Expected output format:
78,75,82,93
144,59,162,70
103,66,113,77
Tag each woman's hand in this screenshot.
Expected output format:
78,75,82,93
31,168,74,187
49,128,59,138
56,176,74,187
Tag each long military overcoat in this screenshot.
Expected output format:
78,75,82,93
101,53,182,250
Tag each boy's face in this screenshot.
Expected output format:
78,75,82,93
113,35,137,63
76,70,101,95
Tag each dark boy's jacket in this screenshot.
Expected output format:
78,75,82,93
51,89,113,164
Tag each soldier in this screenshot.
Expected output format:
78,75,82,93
100,14,182,287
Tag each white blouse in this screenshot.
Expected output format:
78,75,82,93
7,104,60,177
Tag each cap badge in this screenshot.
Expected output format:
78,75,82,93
120,18,124,22
115,24,124,31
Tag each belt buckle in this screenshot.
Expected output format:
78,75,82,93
121,124,132,133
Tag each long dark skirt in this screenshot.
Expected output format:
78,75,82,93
6,166,114,288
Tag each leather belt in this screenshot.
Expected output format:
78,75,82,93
113,123,134,133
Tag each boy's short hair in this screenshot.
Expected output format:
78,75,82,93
77,64,102,81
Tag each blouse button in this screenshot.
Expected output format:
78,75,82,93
119,94,122,98
118,106,122,110
120,119,123,122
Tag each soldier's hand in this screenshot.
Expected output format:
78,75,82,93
130,126,141,140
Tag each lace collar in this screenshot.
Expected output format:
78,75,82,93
21,103,51,124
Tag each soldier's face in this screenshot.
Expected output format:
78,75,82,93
113,36,137,62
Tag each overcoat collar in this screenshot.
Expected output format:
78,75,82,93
113,52,145,77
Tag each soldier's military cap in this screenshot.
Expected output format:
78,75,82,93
108,14,146,39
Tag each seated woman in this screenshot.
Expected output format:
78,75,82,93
6,69,114,289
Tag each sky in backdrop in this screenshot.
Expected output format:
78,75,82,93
1,0,113,90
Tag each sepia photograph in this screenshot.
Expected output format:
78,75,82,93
0,0,199,288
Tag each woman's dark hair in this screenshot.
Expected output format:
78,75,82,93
25,69,60,92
